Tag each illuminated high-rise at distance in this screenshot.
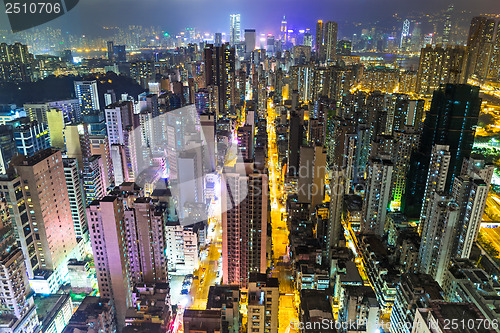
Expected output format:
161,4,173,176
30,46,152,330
74,80,100,115
214,32,222,47
401,19,411,50
442,5,453,45
316,20,324,61
488,21,500,80
0,194,39,332
280,16,288,41
229,14,241,46
324,21,338,62
465,16,496,81
415,45,467,96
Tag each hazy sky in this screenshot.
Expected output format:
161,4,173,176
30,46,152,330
0,0,498,37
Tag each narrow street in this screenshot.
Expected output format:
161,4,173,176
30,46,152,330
266,99,300,333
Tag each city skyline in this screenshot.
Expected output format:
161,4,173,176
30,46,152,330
1,2,500,333
1,0,499,39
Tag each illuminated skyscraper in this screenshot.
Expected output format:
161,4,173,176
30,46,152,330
280,16,288,41
124,195,168,284
303,32,313,47
324,21,338,62
403,84,480,218
418,145,451,235
0,42,33,82
442,5,453,45
465,16,496,81
362,158,394,237
222,162,268,287
229,14,241,46
63,158,89,240
316,20,324,61
418,192,459,284
9,117,50,156
0,194,39,332
74,80,100,115
266,35,276,56
204,44,236,118
400,19,411,50
48,99,81,123
12,149,77,272
488,21,500,80
416,45,467,96
451,157,493,259
87,196,132,331
24,103,49,123
107,41,114,60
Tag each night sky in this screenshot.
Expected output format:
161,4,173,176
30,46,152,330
0,0,498,37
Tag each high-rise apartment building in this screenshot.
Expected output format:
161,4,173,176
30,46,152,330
165,221,198,275
391,128,419,209
419,145,451,234
83,155,106,205
451,157,492,259
465,16,496,81
0,42,33,82
362,158,393,237
339,286,380,333
324,21,338,62
0,173,38,278
415,45,467,95
418,192,459,285
404,84,480,218
63,158,88,240
8,118,49,156
204,44,236,118
74,81,100,115
222,162,268,286
237,125,254,160
24,103,50,124
89,135,114,189
316,20,324,61
48,99,81,124
12,149,77,272
413,302,496,333
488,21,500,79
125,197,168,284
